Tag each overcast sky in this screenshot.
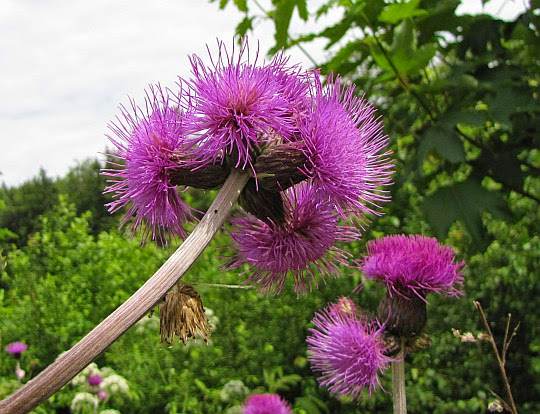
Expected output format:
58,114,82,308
0,0,527,187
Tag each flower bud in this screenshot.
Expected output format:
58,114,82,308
238,179,286,225
377,291,427,338
169,154,230,189
254,143,307,192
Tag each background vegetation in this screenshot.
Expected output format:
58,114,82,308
1,1,538,412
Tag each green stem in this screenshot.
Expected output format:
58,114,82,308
392,338,407,414
0,169,251,413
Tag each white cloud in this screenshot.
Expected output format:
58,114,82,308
0,0,338,186
0,0,529,186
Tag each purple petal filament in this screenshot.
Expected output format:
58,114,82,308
300,74,393,218
185,40,309,171
307,303,391,401
103,85,193,245
228,184,359,295
242,394,292,414
360,234,465,298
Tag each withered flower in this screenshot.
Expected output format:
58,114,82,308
159,284,211,345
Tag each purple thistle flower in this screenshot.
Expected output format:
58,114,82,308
5,342,28,359
184,39,309,171
242,394,292,414
359,234,465,299
300,73,393,218
103,85,193,245
227,184,359,295
307,303,391,401
87,374,103,387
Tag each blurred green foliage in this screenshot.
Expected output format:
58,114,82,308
1,0,539,412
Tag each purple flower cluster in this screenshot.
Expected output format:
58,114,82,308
307,301,391,401
227,184,358,295
103,85,192,245
185,41,309,170
242,393,291,414
359,234,464,299
300,75,392,217
104,38,393,292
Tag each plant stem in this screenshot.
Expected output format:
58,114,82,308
0,169,250,414
392,338,407,414
474,301,519,414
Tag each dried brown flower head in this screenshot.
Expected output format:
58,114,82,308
159,284,211,345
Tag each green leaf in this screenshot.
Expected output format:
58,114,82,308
320,14,355,48
218,0,229,9
295,396,328,414
322,40,368,74
457,15,503,58
418,126,465,167
233,0,248,12
423,177,510,249
273,0,295,48
369,19,436,76
236,16,253,37
474,150,527,190
378,0,427,24
296,0,309,21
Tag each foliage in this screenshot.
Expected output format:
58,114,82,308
219,0,539,250
0,169,58,248
1,171,537,412
0,1,538,412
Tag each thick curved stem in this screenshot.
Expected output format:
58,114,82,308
392,338,407,414
0,169,250,414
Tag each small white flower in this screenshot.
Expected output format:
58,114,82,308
460,332,476,343
71,363,102,386
102,374,131,396
15,367,25,380
220,379,249,401
488,400,504,412
70,392,98,413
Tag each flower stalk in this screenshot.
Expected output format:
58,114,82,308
0,169,250,414
392,338,407,414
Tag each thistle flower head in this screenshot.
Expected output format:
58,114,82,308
307,303,391,401
227,184,358,295
360,234,464,298
300,74,393,218
185,39,309,170
87,374,103,387
5,342,27,358
242,394,292,414
103,85,193,245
